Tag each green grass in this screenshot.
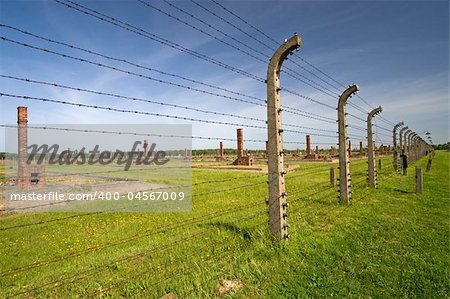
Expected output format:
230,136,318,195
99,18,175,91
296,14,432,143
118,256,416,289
0,152,448,298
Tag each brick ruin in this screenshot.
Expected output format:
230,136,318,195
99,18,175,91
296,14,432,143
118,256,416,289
16,106,46,189
304,135,317,159
304,135,332,161
232,128,253,166
329,146,337,157
359,141,364,157
378,144,390,156
215,141,226,161
143,139,148,157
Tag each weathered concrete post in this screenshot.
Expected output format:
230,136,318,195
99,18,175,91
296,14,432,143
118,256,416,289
367,106,382,188
415,135,421,162
267,34,301,240
393,122,404,171
416,167,423,194
330,167,335,186
409,134,417,162
399,126,409,171
408,132,416,161
337,85,359,204
348,140,352,158
426,154,432,172
416,135,422,162
404,129,412,155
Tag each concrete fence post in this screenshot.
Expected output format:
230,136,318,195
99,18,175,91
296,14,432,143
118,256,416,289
348,140,352,158
411,135,419,163
416,167,423,194
410,133,417,162
337,85,359,204
266,34,301,240
426,155,432,172
406,131,414,161
330,167,335,186
404,129,412,157
393,122,404,171
367,106,382,188
399,126,409,173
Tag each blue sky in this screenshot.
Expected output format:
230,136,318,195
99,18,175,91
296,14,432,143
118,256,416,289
0,0,448,151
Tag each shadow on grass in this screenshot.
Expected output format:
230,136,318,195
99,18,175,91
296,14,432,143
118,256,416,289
392,188,414,194
201,221,253,241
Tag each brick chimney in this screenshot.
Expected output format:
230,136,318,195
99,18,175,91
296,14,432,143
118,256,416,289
236,128,243,158
143,140,148,157
219,141,224,159
306,135,311,156
17,106,28,181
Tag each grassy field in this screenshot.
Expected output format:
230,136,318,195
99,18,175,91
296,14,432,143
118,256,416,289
0,151,448,298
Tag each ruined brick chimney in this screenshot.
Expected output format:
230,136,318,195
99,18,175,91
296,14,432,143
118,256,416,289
17,106,28,183
219,141,224,159
232,128,253,166
306,135,311,156
143,140,148,157
16,106,45,189
236,128,243,159
360,141,363,157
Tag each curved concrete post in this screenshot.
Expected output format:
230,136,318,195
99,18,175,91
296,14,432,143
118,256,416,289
410,133,417,162
367,106,382,188
420,137,428,160
404,129,412,154
337,84,359,204
267,34,301,240
407,132,415,157
405,130,414,163
393,121,404,171
417,136,423,160
398,126,409,173
399,126,408,153
411,135,419,162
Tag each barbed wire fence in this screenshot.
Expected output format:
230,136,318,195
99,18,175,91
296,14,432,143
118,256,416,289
0,0,434,297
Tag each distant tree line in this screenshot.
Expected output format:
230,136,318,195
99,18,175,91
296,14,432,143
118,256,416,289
433,143,449,151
